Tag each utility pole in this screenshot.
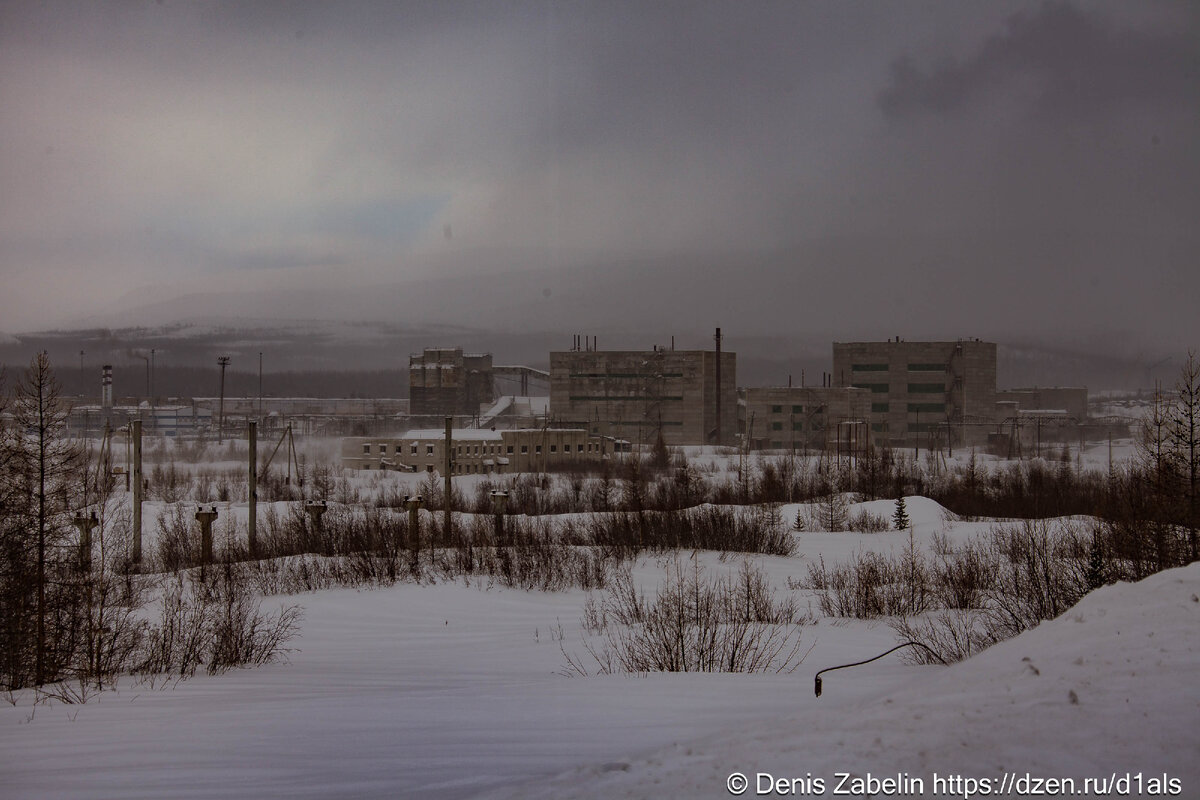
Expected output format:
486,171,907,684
248,420,257,558
217,356,231,443
79,349,84,394
444,417,453,540
132,420,143,568
258,351,263,420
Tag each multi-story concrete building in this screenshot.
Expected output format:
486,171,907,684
409,348,494,416
832,339,998,448
341,428,608,474
742,386,872,452
550,344,737,446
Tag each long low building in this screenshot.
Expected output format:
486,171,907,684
341,428,612,474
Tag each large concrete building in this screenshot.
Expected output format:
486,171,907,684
550,343,737,446
742,386,872,453
341,428,609,474
832,339,998,448
409,348,495,416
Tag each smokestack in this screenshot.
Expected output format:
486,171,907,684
101,365,113,409
714,327,722,447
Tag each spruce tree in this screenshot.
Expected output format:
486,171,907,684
892,496,910,531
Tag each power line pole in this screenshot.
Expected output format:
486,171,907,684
217,356,231,443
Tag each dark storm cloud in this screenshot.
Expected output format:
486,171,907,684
879,2,1200,119
0,1,1196,357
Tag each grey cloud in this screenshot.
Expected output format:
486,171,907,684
879,2,1200,119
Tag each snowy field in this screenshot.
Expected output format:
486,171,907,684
3,485,1198,799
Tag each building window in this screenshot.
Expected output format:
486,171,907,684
871,422,888,432
792,422,803,431
791,405,803,413
535,445,542,454
362,444,370,454
852,364,888,372
771,422,783,431
426,445,434,455
907,363,946,372
907,402,946,413
771,404,782,413
872,403,889,413
771,440,783,449
550,444,557,453
577,444,584,453
395,445,404,454
508,445,515,455
411,444,418,455
852,383,889,394
907,383,945,394
521,445,528,454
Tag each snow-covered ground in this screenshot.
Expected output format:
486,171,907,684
3,497,1197,799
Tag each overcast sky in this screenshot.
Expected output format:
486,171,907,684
1,1,1196,352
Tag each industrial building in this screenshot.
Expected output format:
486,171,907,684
341,428,610,474
832,339,998,448
549,334,737,447
996,387,1088,421
409,348,495,416
742,386,872,453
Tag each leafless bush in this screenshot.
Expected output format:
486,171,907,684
847,509,891,533
564,559,810,675
137,573,301,678
889,610,1001,664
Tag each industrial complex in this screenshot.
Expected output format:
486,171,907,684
59,332,1106,469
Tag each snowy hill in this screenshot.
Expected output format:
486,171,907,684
2,550,1196,798
492,564,1200,799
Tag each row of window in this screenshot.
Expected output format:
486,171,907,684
851,383,946,394
850,363,947,372
769,421,823,431
362,441,593,458
766,404,826,414
568,372,685,379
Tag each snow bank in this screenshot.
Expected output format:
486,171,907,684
492,564,1200,799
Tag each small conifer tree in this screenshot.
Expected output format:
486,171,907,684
893,496,910,531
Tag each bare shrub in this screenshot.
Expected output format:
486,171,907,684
889,610,1000,664
565,559,810,675
847,508,890,533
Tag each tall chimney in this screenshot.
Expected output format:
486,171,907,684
714,327,722,447
101,365,113,409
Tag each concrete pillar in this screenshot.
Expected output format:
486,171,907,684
72,511,99,573
303,500,327,553
404,495,424,552
491,491,508,546
195,505,219,581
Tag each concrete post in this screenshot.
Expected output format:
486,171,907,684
248,420,257,558
131,420,143,567
72,511,100,573
404,495,424,553
491,491,509,546
303,500,327,553
195,505,219,582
